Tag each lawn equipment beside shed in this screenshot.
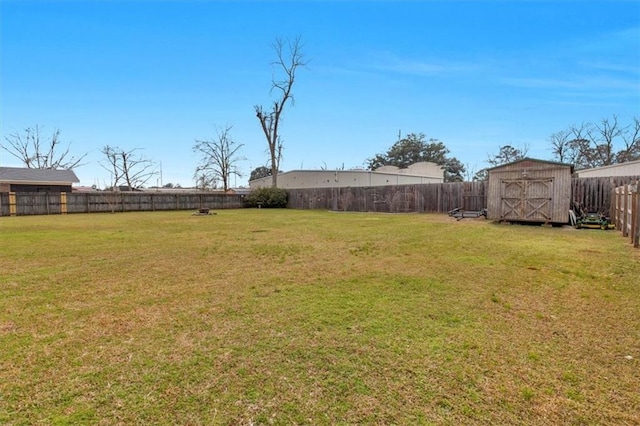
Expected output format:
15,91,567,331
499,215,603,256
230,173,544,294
570,209,615,230
448,208,487,221
577,212,614,230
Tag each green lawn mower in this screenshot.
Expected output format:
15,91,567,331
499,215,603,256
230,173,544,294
574,211,615,230
570,201,615,230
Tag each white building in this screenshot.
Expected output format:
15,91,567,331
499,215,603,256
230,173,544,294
574,160,640,178
249,162,444,190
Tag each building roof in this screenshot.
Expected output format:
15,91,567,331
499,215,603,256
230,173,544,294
252,162,444,182
73,186,99,192
0,167,80,184
277,168,439,178
574,159,640,177
228,187,251,195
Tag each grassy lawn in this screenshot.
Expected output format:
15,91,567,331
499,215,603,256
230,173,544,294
1,209,638,425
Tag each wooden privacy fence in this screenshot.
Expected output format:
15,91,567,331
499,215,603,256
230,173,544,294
287,181,488,213
2,176,639,220
0,191,244,217
286,176,640,215
570,176,640,216
612,183,640,248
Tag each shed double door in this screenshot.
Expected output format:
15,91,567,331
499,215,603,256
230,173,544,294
500,179,553,221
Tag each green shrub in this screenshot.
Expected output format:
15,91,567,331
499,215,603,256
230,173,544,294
245,187,288,208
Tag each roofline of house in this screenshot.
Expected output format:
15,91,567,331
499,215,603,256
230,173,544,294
574,159,640,174
0,166,80,184
249,168,444,183
1,179,77,186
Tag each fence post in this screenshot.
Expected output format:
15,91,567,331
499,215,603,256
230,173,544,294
60,192,68,214
612,186,620,231
616,187,622,229
612,187,617,226
621,185,628,237
9,192,16,216
633,182,639,248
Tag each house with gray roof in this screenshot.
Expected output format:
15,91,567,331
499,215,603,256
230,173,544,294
0,167,79,193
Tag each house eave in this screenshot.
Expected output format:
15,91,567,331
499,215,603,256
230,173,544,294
1,180,76,186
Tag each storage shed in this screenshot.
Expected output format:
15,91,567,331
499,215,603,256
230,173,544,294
486,158,573,224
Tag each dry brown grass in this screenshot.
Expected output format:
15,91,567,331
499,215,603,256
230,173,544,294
1,209,638,425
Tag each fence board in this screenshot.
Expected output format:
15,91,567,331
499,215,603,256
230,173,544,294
0,193,8,217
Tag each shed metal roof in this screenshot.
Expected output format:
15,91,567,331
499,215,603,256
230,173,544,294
0,167,80,184
486,157,573,172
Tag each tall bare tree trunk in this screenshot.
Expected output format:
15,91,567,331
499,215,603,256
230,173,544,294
254,36,307,188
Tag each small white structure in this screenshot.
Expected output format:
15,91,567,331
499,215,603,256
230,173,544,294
574,160,640,178
249,162,444,190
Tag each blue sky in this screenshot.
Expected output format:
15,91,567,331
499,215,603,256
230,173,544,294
2,0,639,187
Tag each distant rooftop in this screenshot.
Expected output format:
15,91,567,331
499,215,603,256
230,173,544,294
0,167,80,184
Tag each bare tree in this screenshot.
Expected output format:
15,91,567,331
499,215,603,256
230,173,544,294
193,125,244,192
548,130,573,163
194,172,218,191
255,36,308,187
2,125,86,169
100,146,156,190
101,146,122,189
565,122,593,169
567,138,593,169
586,115,623,166
618,117,640,163
564,116,639,169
